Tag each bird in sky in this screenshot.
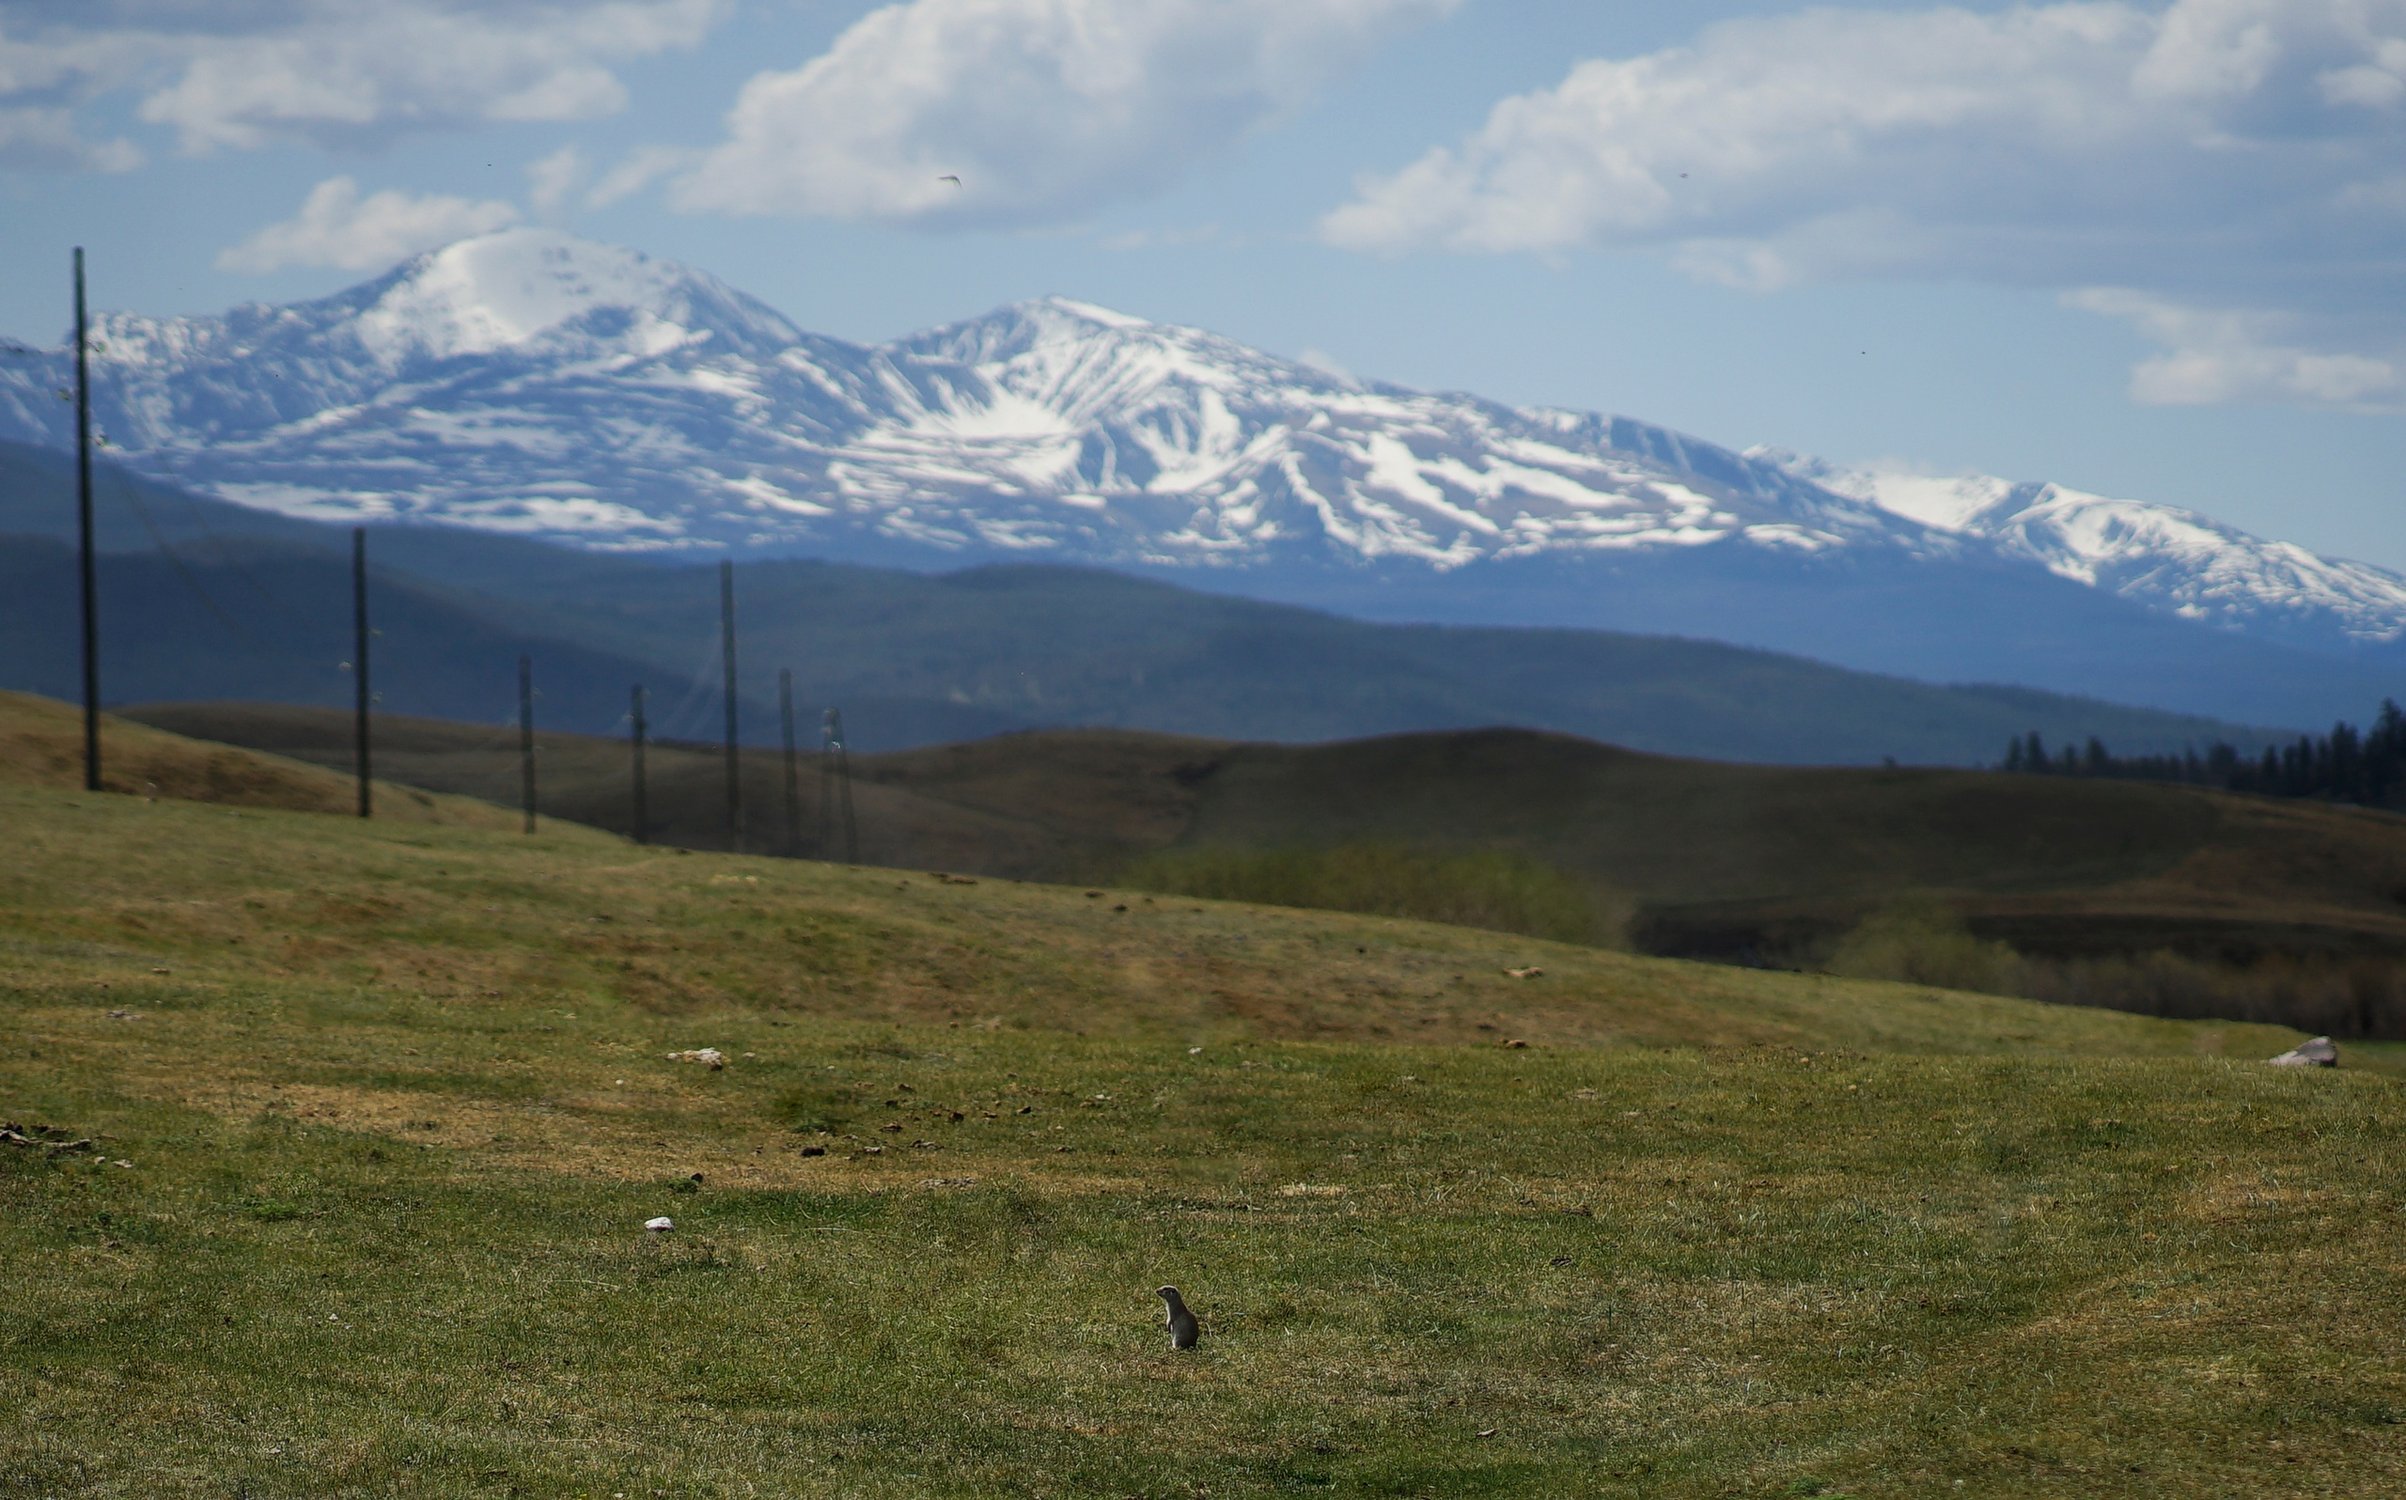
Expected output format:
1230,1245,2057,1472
938,174,961,187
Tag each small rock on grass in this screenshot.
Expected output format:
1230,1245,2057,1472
644,1216,674,1233
666,1048,727,1070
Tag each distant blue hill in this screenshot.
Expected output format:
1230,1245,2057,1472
0,442,2290,767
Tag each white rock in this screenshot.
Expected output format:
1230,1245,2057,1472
666,1048,727,1069
644,1216,674,1232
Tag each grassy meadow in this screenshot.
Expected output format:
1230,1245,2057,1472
5,702,2406,1497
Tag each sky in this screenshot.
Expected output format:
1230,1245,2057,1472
2,0,2402,567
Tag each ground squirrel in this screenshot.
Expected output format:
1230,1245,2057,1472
1157,1286,1199,1349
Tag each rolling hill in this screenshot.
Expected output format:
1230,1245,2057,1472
125,699,2406,1028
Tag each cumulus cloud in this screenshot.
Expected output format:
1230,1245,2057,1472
1320,0,2406,409
0,12,151,169
215,176,520,272
2068,288,2403,410
671,0,1458,226
0,0,726,159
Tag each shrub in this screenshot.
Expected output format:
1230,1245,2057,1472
1822,898,2026,997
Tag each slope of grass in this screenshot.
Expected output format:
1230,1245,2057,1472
1122,841,1632,949
0,690,517,829
5,761,2404,1497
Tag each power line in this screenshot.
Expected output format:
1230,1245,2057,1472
649,626,733,743
102,470,282,649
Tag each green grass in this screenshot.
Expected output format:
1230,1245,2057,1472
1119,841,1631,948
4,758,2405,1497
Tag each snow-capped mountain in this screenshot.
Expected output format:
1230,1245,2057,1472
3,228,2401,706
3,229,1950,570
1764,452,2406,653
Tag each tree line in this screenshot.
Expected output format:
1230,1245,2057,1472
2002,699,2406,809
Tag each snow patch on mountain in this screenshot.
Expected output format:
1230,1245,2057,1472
1766,451,2406,647
352,229,800,367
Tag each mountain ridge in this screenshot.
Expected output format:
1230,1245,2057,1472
1768,451,2406,653
0,434,2296,766
3,227,2401,727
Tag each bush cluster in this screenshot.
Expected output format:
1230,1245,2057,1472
1825,899,2406,1038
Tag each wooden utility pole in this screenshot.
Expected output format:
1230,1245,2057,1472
352,527,371,818
630,683,649,845
821,707,858,864
720,560,740,847
73,248,99,792
818,707,835,854
779,668,800,851
518,655,536,835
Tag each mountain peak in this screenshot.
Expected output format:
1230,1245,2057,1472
891,294,1170,368
1031,295,1150,330
349,228,799,367
1754,449,2019,532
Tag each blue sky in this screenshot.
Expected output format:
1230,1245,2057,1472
3,0,2402,567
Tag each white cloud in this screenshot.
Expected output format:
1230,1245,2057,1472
2067,288,2402,409
216,176,520,273
672,0,1458,226
0,105,141,172
0,14,153,170
1319,0,2406,409
1324,5,2167,258
586,144,694,209
527,146,587,219
0,1,726,159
